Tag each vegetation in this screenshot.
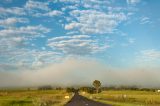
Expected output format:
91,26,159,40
1,83,159,106
81,90,160,106
66,87,76,93
80,87,96,94
93,80,101,93
38,86,53,90
101,86,156,91
0,89,72,106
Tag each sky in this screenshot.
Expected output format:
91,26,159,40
0,0,160,88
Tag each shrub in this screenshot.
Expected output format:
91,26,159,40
38,86,52,90
66,87,75,93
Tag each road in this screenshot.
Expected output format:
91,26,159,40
65,92,112,106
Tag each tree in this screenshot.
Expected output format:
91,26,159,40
66,87,75,93
93,80,101,93
38,85,52,90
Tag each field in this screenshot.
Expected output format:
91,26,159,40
0,89,72,106
81,90,160,106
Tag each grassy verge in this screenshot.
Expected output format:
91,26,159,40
80,90,160,106
0,90,73,106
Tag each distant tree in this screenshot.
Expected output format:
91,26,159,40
93,80,101,93
80,87,96,94
66,87,75,93
56,87,63,90
27,88,30,91
38,85,52,90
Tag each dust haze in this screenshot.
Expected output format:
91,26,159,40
0,58,160,88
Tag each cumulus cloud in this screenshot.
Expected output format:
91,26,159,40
25,0,50,11
0,17,29,27
127,0,141,5
0,48,61,70
59,0,80,3
0,24,51,69
29,50,61,67
59,0,110,10
82,0,110,10
61,5,78,11
24,0,64,17
0,25,50,37
34,10,63,17
65,10,127,34
0,7,26,16
48,35,108,55
0,37,25,51
45,10,63,17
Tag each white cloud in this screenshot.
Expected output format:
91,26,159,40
34,10,63,17
65,22,80,30
25,0,50,11
140,49,160,60
0,37,25,50
0,7,26,16
61,5,78,11
25,50,61,67
0,25,51,66
59,0,80,3
48,35,108,55
65,10,127,34
140,17,152,24
127,0,141,5
59,0,110,10
25,0,64,18
82,0,110,10
0,47,61,70
0,25,50,37
46,10,63,17
0,17,29,27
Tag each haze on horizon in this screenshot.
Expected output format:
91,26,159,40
0,0,160,88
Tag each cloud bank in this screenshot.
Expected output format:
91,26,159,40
0,57,160,88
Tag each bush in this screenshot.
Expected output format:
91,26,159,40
38,86,52,90
80,87,101,94
56,87,63,90
66,87,76,93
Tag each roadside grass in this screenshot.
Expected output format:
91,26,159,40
80,90,160,106
0,90,73,106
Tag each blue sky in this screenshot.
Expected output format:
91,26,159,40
0,0,160,87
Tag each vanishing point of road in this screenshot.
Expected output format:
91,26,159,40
65,92,112,106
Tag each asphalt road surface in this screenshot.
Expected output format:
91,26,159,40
65,92,112,106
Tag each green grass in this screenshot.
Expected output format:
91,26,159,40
0,90,73,106
80,90,160,106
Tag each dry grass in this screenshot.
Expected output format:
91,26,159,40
0,89,72,106
81,90,160,106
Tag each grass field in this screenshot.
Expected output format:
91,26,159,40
0,89,72,106
81,90,160,106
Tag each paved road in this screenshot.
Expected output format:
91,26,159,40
65,92,112,106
